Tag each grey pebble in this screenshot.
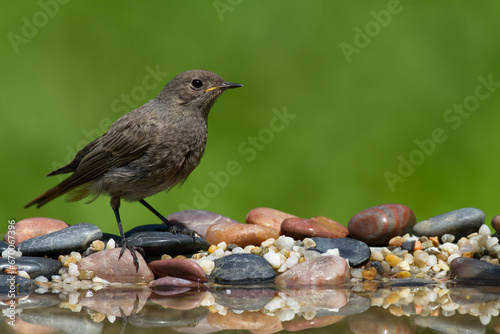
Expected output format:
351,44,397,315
0,256,61,278
208,254,276,285
16,223,102,256
310,237,371,267
127,231,209,256
413,208,485,239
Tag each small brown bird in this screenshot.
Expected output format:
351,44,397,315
25,69,242,268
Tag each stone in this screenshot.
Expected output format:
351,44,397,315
413,208,485,239
78,248,154,283
80,287,151,317
281,216,348,240
16,223,102,256
150,276,202,288
348,204,416,246
310,237,371,266
208,254,276,285
275,255,350,287
401,239,416,252
0,256,61,278
127,231,209,256
491,215,500,234
149,289,207,310
124,224,169,237
206,223,279,248
210,286,275,311
282,288,349,309
207,310,282,332
245,207,297,232
148,258,207,283
166,210,241,238
0,240,8,252
450,257,500,282
3,217,69,246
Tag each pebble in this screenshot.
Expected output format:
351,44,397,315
210,286,275,311
280,216,348,240
0,275,37,298
491,215,500,234
150,276,202,288
0,256,61,278
77,248,154,283
166,210,242,238
450,257,500,282
208,254,276,285
16,223,103,256
245,207,297,232
205,223,279,247
127,231,209,256
413,207,485,239
124,224,170,237
310,237,371,266
148,258,207,283
347,204,416,246
4,217,69,246
275,255,350,287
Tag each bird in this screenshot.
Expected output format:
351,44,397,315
25,69,243,269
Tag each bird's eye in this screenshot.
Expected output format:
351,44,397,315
191,79,203,89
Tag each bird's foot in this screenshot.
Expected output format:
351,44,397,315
164,221,198,240
119,238,145,272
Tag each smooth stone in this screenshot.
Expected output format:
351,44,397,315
206,223,279,247
208,254,276,285
148,258,207,283
281,216,348,240
401,239,416,252
4,217,69,246
0,256,61,278
127,231,209,256
210,286,275,311
245,207,297,232
348,204,416,246
491,215,500,234
207,310,282,332
78,248,154,283
125,224,169,237
149,289,207,310
450,257,500,282
17,223,102,256
166,210,241,238
281,288,348,309
310,237,371,267
275,255,350,287
0,275,36,298
413,207,485,239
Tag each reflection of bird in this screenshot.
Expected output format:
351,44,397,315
25,70,243,268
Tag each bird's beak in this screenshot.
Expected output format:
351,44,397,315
205,81,243,92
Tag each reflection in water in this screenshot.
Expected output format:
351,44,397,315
2,282,500,333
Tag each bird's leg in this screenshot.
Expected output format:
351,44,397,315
139,199,197,238
111,196,142,271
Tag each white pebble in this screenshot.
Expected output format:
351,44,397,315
17,270,30,279
264,252,282,269
323,248,340,256
350,268,363,279
441,242,459,255
285,255,299,269
68,291,80,305
275,236,295,250
2,248,22,259
426,255,437,267
398,261,411,271
479,314,491,325
276,309,296,322
63,276,78,284
264,296,285,311
216,241,228,251
106,238,116,249
487,237,499,251
479,224,491,236
261,238,276,248
304,250,321,261
441,234,455,243
70,251,82,261
68,263,80,277
232,247,244,254
34,276,48,283
370,251,384,262
447,253,461,264
197,258,215,275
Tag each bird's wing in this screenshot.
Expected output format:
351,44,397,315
47,138,101,176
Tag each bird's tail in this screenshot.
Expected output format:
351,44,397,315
24,180,89,209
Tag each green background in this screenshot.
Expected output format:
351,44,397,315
2,0,500,237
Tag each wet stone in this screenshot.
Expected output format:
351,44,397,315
16,223,103,256
320,294,371,316
310,237,371,267
0,275,37,298
4,217,69,246
210,286,275,311
0,256,61,278
348,204,416,246
150,276,202,288
78,248,154,283
245,207,297,232
401,239,416,252
275,255,351,287
127,231,209,256
0,240,8,252
491,215,500,234
166,210,241,239
281,216,348,240
413,207,485,239
206,223,279,248
450,257,500,282
148,258,207,283
208,254,276,285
